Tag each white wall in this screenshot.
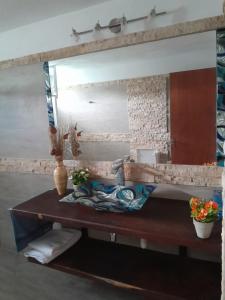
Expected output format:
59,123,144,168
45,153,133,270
0,0,223,61
0,63,50,158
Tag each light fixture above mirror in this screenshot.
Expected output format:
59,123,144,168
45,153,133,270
71,6,167,41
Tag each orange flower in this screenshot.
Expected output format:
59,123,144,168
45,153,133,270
204,202,211,210
200,208,208,216
196,208,208,221
204,200,218,210
196,214,203,221
190,197,218,223
190,197,200,209
212,202,218,210
196,214,204,221
191,197,199,204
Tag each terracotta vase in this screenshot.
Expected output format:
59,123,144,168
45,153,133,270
193,219,214,239
54,160,68,196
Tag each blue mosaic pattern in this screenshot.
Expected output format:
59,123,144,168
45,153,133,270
217,30,225,166
60,181,156,213
43,62,55,127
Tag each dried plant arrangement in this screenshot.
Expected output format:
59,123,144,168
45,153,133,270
68,124,83,159
49,123,82,161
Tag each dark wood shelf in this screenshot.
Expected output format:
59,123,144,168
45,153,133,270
12,189,222,299
29,237,221,300
13,189,221,255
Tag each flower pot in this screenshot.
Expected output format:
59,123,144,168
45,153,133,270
54,161,68,196
73,184,80,193
193,219,214,239
73,184,85,198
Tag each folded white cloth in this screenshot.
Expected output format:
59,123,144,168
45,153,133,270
28,228,81,257
24,228,81,264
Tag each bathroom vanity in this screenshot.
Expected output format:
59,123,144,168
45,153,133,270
11,189,221,300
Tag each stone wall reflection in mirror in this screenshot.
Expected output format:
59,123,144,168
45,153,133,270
47,30,217,165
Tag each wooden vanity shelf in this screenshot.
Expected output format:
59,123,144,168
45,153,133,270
12,189,222,300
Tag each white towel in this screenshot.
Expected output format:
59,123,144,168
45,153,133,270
28,228,81,257
24,228,81,264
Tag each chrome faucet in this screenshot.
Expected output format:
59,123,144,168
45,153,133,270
111,155,130,186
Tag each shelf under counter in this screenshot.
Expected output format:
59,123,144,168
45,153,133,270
12,189,222,299
12,189,222,256
29,236,221,300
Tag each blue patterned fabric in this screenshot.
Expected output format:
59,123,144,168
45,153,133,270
60,181,156,213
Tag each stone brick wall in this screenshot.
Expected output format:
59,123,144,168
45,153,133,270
0,158,222,187
127,75,169,160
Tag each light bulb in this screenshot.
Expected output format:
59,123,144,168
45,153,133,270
120,14,127,33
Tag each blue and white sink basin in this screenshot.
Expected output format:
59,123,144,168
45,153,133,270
59,181,156,213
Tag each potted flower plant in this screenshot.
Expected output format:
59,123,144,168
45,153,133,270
70,168,90,192
189,197,219,239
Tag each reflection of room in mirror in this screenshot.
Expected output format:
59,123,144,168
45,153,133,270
48,30,217,165
51,74,169,162
56,81,129,133
55,80,130,161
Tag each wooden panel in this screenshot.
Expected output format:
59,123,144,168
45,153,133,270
12,189,221,255
29,237,221,300
170,68,216,165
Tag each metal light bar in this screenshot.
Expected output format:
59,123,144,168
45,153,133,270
71,7,167,40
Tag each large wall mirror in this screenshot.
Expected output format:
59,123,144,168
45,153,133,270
47,30,217,165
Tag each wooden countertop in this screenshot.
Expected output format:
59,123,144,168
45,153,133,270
12,189,221,255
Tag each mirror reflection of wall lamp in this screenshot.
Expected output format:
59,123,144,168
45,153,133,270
71,6,167,41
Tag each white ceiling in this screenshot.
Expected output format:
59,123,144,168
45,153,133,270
0,0,110,33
